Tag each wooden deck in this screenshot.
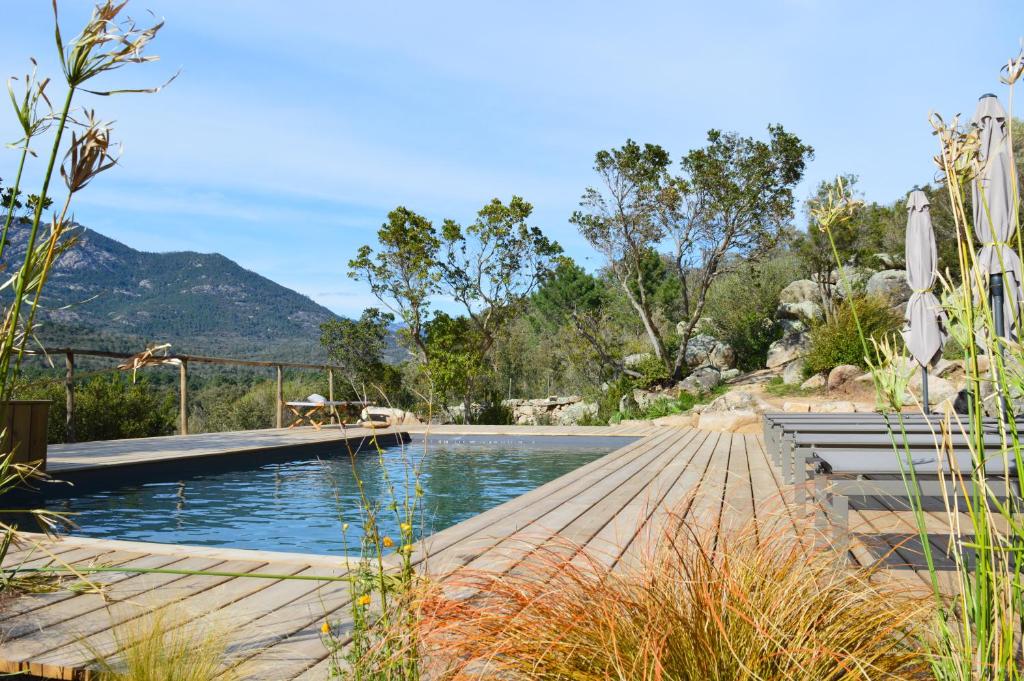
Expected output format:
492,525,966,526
2,427,946,680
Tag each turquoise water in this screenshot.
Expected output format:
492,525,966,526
46,436,629,556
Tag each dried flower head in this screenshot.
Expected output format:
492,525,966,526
1001,43,1024,86
930,112,980,185
7,59,52,153
54,0,172,94
809,175,863,233
60,111,119,193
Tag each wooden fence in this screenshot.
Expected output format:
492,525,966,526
28,348,347,442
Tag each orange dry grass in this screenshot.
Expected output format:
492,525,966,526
416,513,933,680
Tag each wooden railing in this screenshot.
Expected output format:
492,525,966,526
27,347,346,442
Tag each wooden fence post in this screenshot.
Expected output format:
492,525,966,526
276,365,284,429
327,367,335,423
64,351,75,443
179,359,188,435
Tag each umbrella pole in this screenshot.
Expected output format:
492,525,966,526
991,272,1009,421
920,364,929,413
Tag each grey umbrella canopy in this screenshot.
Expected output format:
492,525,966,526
971,94,1022,338
903,190,947,368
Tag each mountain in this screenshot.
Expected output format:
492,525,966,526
3,219,342,363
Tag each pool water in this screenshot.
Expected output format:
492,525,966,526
45,436,629,556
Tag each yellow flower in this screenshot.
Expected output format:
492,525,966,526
382,536,394,548
400,522,412,534
321,621,330,634
357,594,371,607
399,544,414,555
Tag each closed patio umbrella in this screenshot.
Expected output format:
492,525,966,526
971,94,1022,341
903,189,947,409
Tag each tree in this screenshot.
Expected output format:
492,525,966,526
438,196,561,360
531,258,626,379
570,141,673,365
422,312,481,411
666,126,813,380
320,307,396,397
348,207,439,358
350,197,560,414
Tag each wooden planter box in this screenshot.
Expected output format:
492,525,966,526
2,400,50,470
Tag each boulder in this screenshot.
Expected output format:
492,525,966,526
907,373,958,408
720,368,741,382
709,342,737,371
618,392,639,413
679,366,721,395
683,335,736,371
556,401,598,425
677,317,717,336
361,406,409,427
783,400,812,412
766,333,810,369
782,358,806,385
778,279,820,305
865,269,912,306
778,318,807,336
632,389,662,411
872,252,904,269
800,373,826,390
827,364,862,392
703,390,772,414
697,410,761,433
816,400,857,413
652,413,698,428
623,353,653,369
830,266,875,300
776,301,824,324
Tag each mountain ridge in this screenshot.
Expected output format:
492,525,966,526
3,219,342,363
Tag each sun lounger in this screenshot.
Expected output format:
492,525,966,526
284,396,372,430
762,412,1021,550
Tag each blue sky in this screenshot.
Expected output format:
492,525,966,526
2,1,1024,317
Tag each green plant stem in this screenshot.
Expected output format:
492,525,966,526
5,566,352,581
0,85,75,399
0,142,30,258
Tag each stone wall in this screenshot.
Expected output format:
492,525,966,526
501,396,598,425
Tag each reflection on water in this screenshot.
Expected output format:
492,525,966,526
47,437,623,556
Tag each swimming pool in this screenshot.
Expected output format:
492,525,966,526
44,435,631,555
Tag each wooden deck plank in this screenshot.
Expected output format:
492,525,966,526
595,429,719,572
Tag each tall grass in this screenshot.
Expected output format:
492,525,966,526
88,606,235,681
415,510,933,680
812,49,1024,678
322,392,428,680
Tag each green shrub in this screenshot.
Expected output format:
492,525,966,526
632,355,670,387
803,295,902,376
701,254,803,371
16,374,177,443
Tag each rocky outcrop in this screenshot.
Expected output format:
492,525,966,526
678,366,721,394
800,373,826,390
865,269,912,307
502,396,598,425
683,334,736,371
827,364,862,392
361,406,421,426
696,389,772,433
766,332,810,369
782,358,806,385
779,279,820,305
701,390,772,414
776,301,824,325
